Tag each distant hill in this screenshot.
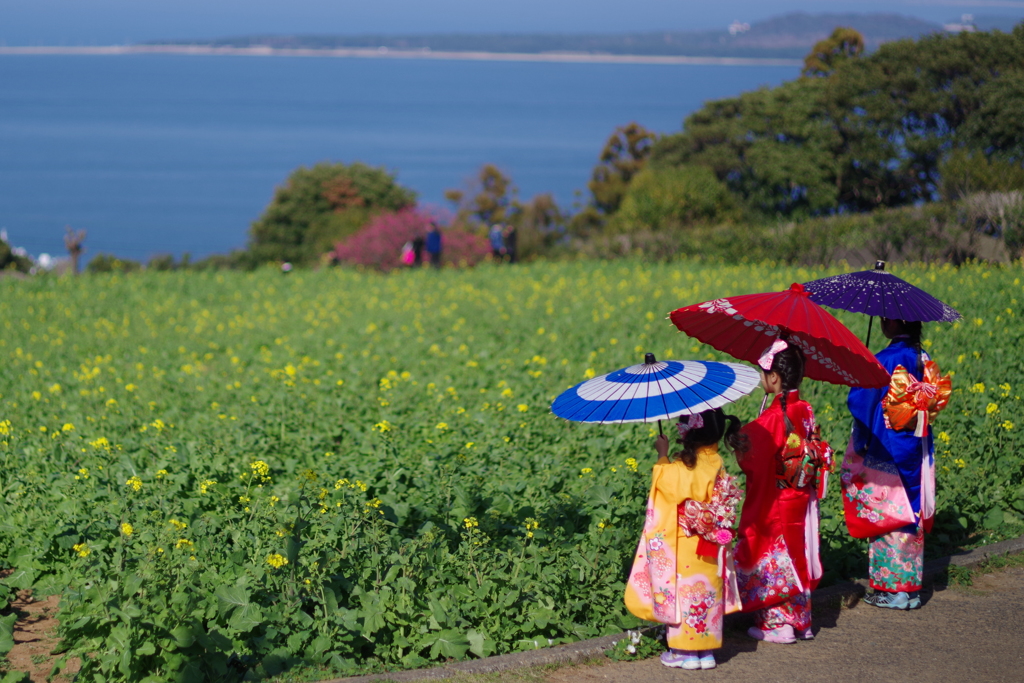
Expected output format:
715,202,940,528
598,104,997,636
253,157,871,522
149,12,958,59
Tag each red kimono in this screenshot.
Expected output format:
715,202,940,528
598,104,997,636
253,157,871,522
734,390,822,626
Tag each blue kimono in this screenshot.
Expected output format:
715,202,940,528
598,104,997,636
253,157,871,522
847,339,933,516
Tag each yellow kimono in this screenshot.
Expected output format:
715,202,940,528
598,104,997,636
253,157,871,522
624,445,732,650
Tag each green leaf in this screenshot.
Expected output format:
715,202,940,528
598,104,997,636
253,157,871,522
228,603,263,632
136,641,156,656
466,629,494,658
170,625,195,648
214,585,249,617
0,613,17,655
983,506,1006,530
3,568,35,591
429,629,470,660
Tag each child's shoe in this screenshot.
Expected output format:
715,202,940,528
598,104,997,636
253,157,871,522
698,651,717,669
863,590,911,609
907,591,922,609
660,650,700,669
747,624,797,644
795,626,814,640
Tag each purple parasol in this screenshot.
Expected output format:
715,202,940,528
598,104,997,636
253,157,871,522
802,261,961,324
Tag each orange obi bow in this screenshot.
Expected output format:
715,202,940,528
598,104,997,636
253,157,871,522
883,361,952,437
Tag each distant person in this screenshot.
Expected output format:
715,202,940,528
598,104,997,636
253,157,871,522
489,223,506,261
425,223,443,269
412,235,425,267
400,241,415,267
504,224,518,264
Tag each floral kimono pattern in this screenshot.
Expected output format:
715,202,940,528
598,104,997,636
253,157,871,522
848,339,944,593
869,525,925,592
734,391,823,629
625,445,740,651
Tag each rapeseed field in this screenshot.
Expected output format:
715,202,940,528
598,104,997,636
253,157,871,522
0,260,1020,681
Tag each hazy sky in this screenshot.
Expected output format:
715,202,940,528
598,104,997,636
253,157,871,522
3,0,1023,45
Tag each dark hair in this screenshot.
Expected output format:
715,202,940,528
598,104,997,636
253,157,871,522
887,318,924,375
674,407,746,468
769,344,806,435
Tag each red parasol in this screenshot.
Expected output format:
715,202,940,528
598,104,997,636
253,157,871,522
669,282,890,388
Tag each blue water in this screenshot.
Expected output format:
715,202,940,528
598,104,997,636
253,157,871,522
0,55,796,261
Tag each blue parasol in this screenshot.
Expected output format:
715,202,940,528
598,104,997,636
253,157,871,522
551,353,761,425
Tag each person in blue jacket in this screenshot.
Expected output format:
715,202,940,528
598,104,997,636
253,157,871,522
847,317,934,610
425,222,443,269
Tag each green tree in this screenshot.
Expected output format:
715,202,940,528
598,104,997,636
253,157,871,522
803,27,865,77
649,24,1024,217
445,164,515,227
0,237,31,273
939,150,1024,200
609,165,740,233
570,123,657,236
651,77,842,217
247,162,416,266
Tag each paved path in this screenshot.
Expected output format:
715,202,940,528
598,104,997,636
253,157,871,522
546,566,1024,683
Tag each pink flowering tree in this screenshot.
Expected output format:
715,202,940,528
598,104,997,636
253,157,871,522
332,208,489,272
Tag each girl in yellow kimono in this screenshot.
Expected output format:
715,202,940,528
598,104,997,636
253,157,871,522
625,407,744,671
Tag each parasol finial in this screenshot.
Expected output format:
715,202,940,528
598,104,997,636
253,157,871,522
644,352,657,364
875,260,886,271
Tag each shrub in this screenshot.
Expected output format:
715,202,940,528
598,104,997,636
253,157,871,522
608,165,740,234
332,210,489,272
86,254,142,274
248,162,416,267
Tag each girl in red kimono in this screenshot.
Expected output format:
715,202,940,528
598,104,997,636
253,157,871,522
734,340,825,644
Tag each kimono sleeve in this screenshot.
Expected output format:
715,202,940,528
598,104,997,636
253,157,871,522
738,415,781,480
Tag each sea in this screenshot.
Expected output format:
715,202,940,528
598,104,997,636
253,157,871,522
0,54,797,262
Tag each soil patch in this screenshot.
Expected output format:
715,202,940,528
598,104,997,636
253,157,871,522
5,591,77,683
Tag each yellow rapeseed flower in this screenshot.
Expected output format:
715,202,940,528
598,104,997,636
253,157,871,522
987,403,1000,415
436,422,449,431
125,476,143,492
169,519,187,531
73,542,90,558
120,523,134,536
266,553,289,569
199,479,216,494
1003,421,1015,431
625,458,638,473
517,404,528,412
61,423,74,432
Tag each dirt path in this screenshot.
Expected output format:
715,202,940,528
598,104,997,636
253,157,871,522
547,567,1024,683
4,591,77,683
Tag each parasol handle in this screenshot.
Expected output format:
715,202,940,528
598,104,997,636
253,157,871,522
865,315,874,349
658,420,663,437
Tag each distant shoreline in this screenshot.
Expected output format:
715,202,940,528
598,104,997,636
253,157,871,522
0,44,803,67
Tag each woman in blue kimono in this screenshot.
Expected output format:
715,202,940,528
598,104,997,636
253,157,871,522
845,318,934,610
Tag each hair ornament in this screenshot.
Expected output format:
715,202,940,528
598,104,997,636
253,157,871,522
676,412,704,439
758,339,789,371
